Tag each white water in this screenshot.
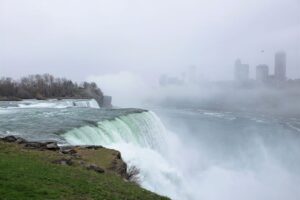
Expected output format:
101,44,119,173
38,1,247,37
63,110,300,200
1,99,300,199
63,111,191,199
17,99,100,109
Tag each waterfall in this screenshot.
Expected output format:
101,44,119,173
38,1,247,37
62,111,189,200
17,99,100,109
63,111,167,152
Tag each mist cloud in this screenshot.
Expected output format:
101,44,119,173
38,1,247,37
88,71,151,107
0,0,299,81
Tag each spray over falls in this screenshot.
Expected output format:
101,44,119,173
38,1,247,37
63,112,166,151
2,100,300,200
62,111,188,199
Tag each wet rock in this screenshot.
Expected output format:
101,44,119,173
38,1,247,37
15,137,26,144
2,136,17,142
23,141,60,151
24,142,43,149
60,148,77,155
111,159,127,177
45,142,59,151
0,135,27,144
115,152,121,159
52,158,73,166
109,153,128,178
86,164,105,173
59,148,81,158
84,145,103,150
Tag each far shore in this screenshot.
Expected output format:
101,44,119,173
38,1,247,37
0,96,95,101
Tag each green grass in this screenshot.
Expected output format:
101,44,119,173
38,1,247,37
0,142,169,200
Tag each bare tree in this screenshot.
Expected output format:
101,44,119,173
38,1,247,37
126,166,140,184
0,74,104,105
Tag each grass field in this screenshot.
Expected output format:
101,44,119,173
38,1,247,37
0,141,169,200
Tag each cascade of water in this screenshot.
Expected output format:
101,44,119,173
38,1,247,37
17,99,100,109
63,111,166,152
62,111,188,200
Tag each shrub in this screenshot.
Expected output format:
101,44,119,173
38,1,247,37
126,166,140,184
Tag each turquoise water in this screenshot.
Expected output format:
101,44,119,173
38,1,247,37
1,100,300,200
0,99,145,144
153,108,300,199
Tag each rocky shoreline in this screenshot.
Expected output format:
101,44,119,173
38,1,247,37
0,135,129,179
0,135,169,199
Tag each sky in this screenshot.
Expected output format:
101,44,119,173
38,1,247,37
0,0,300,85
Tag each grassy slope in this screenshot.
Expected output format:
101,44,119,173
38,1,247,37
0,142,169,200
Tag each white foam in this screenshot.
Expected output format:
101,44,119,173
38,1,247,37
63,111,190,199
62,110,300,200
17,99,100,109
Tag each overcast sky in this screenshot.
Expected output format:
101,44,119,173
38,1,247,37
0,0,299,83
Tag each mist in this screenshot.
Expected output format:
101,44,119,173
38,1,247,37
1,0,299,82
1,1,300,200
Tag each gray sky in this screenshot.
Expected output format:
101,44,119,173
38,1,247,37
0,0,299,83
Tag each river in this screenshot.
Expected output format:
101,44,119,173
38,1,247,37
1,100,300,200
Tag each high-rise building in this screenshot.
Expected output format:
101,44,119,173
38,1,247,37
256,64,269,82
274,51,286,81
234,59,249,82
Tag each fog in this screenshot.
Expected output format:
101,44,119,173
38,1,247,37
1,1,300,200
1,0,299,83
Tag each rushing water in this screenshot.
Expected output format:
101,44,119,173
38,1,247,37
0,99,145,143
1,100,300,200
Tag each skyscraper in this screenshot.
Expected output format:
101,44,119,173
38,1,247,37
256,64,269,82
234,59,249,82
274,51,286,81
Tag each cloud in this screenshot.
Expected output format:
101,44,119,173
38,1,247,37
0,0,299,81
87,71,151,107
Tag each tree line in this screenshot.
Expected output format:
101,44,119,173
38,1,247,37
0,74,104,104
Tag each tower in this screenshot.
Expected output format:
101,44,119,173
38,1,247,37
274,51,286,81
256,64,269,82
234,59,249,82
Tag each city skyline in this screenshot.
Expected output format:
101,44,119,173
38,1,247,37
1,0,299,83
160,50,295,86
235,51,289,82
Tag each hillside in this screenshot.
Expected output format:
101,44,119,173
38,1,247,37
0,137,169,200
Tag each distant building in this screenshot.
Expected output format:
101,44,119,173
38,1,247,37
274,51,286,81
234,59,249,82
256,64,269,82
